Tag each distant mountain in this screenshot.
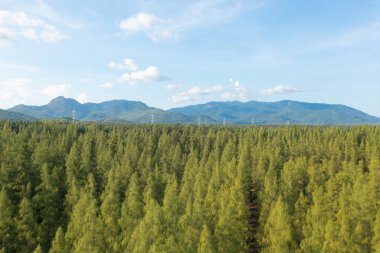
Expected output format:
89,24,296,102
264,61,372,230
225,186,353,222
0,109,34,120
169,100,380,125
5,97,380,125
7,96,196,123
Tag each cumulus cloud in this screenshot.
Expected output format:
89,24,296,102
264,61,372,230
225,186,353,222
76,93,89,103
0,78,32,108
108,58,138,71
118,1,245,42
0,10,65,45
170,85,224,104
222,80,250,100
122,66,165,84
257,85,300,96
98,82,114,88
41,84,71,98
169,80,250,104
119,13,173,42
108,58,166,85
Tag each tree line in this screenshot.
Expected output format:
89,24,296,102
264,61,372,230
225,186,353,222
0,121,379,252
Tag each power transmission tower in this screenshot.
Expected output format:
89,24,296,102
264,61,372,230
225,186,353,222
223,118,226,126
198,117,201,126
151,114,155,124
251,117,254,125
72,110,76,123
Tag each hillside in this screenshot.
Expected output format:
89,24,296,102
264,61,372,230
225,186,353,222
169,100,380,125
8,96,195,123
0,108,34,120
6,97,380,124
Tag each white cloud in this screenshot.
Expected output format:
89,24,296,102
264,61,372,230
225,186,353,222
0,10,65,45
222,79,250,100
0,78,33,108
118,1,245,42
170,78,251,104
122,66,166,84
98,82,114,88
108,58,138,71
170,85,224,103
119,13,172,42
76,93,89,103
165,84,181,90
169,81,250,104
258,85,300,96
41,84,71,98
119,13,161,32
108,58,166,85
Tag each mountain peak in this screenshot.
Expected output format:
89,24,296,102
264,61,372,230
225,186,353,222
48,96,81,107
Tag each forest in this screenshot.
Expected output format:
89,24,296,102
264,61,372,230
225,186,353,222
0,121,379,253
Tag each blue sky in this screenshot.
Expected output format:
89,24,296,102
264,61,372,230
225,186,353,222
1,0,380,116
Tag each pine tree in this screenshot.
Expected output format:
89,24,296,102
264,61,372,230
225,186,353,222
49,227,67,253
100,168,121,252
119,172,144,249
237,143,251,195
17,196,38,252
33,244,43,253
198,225,216,253
33,164,62,251
215,180,249,253
65,186,105,252
127,199,166,253
300,187,327,253
262,195,295,253
0,189,15,252
372,210,380,253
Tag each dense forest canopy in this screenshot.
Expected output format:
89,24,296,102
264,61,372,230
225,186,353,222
0,121,379,253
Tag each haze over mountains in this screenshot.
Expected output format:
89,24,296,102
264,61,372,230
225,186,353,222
3,96,380,125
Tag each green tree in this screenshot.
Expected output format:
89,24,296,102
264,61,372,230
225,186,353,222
33,245,43,253
372,210,380,253
119,172,144,249
197,225,216,253
49,227,67,253
262,195,295,253
17,196,38,252
0,189,15,252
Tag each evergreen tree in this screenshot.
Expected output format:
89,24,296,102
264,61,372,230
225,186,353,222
215,181,249,253
198,225,216,253
119,172,144,249
49,227,67,253
33,245,43,253
372,210,380,253
262,195,295,253
0,189,15,252
17,196,38,252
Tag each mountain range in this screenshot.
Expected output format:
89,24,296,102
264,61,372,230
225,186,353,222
3,96,380,125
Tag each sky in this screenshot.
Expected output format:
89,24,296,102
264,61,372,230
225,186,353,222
1,0,380,116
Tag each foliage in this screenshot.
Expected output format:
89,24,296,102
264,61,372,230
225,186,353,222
0,122,379,252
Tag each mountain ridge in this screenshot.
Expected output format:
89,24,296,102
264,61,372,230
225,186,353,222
5,97,380,125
